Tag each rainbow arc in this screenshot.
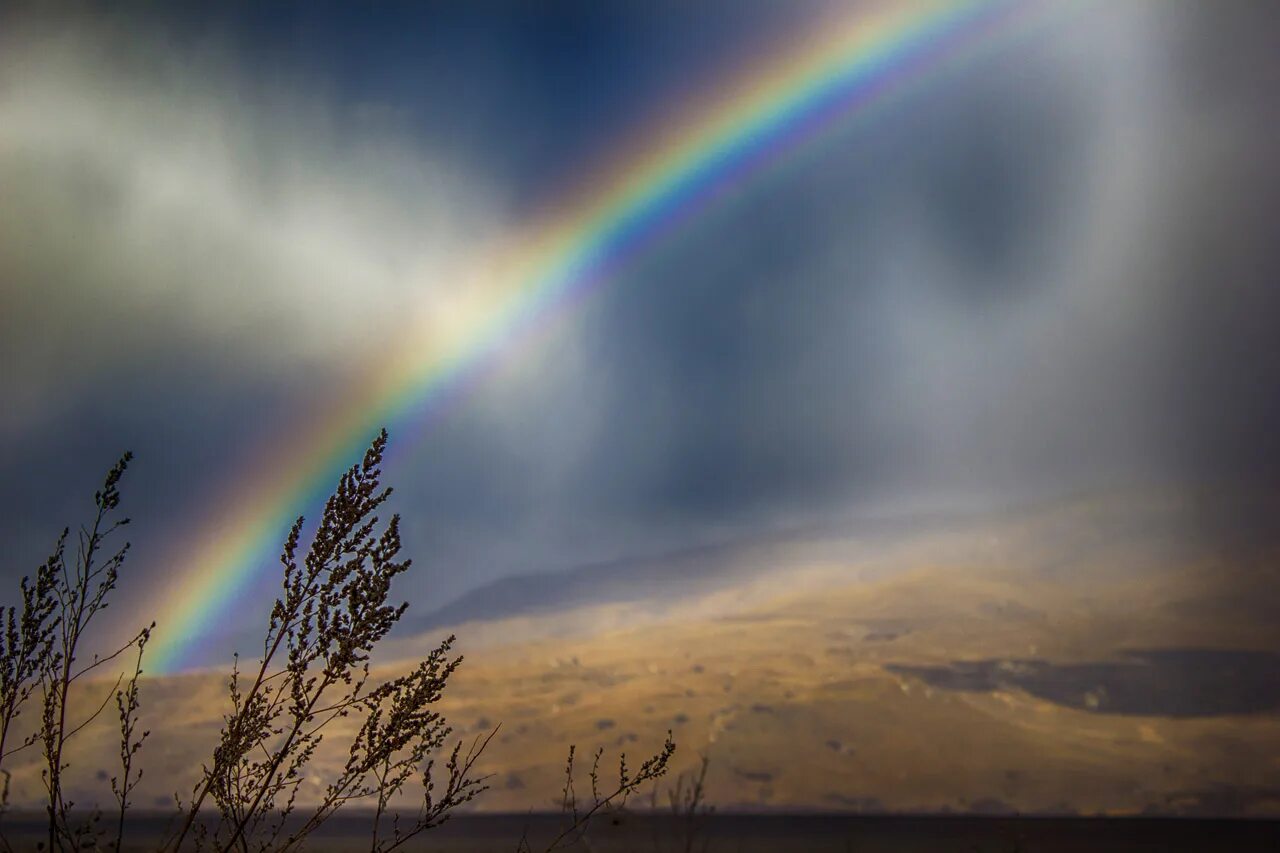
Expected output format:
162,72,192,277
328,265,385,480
148,0,1070,673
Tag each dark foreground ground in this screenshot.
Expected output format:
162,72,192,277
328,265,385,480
2,813,1277,851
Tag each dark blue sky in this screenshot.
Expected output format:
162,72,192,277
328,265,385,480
1,2,1277,664
131,1,800,207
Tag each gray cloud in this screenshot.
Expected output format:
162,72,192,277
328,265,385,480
0,14,504,433
2,2,1278,634
435,1,1278,586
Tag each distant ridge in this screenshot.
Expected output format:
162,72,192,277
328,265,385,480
406,507,983,631
408,527,835,631
405,487,1241,631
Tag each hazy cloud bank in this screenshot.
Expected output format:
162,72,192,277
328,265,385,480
0,15,505,431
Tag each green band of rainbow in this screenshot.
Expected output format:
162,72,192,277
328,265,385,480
147,0,1070,673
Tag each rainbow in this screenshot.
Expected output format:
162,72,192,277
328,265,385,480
147,0,1068,673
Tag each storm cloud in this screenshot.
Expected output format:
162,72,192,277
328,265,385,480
0,13,504,431
1,1,1277,645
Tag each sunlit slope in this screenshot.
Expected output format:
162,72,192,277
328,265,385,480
8,493,1279,816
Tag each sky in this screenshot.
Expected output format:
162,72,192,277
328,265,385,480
1,1,1278,668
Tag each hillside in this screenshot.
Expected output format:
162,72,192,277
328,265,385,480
5,492,1278,817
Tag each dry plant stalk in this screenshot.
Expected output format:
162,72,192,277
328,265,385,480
663,754,713,853
1,431,678,852
165,430,494,853
0,528,63,804
518,733,677,853
34,454,152,851
111,627,152,851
